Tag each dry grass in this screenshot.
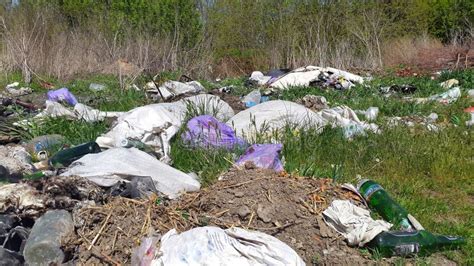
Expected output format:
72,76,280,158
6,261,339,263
0,16,214,80
0,7,472,81
382,34,473,70
382,35,444,67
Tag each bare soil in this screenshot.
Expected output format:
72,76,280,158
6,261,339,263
64,169,455,265
209,89,246,113
64,169,457,265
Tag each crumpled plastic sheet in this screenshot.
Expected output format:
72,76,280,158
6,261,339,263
153,226,305,266
0,183,44,215
320,106,380,139
132,236,159,266
227,100,326,140
181,115,246,150
322,200,392,247
145,80,204,101
266,66,364,90
46,88,78,106
414,87,461,104
236,144,284,172
32,100,123,123
439,79,458,89
227,100,378,141
61,148,200,199
0,145,33,175
96,94,235,163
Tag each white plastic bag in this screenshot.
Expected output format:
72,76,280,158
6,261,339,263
61,148,200,199
146,80,204,100
227,101,378,140
153,226,305,266
269,66,364,90
323,200,392,247
96,94,234,162
35,100,123,122
226,100,326,139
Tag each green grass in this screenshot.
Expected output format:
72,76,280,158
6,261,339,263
168,71,474,264
170,141,238,186
280,125,472,263
21,117,108,146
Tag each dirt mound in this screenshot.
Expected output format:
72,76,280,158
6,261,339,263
67,170,371,265
66,169,456,265
173,169,372,265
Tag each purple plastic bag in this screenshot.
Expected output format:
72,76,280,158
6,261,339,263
182,115,246,150
46,88,78,106
236,144,284,172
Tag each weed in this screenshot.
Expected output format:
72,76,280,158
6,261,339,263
370,248,383,261
310,254,321,265
21,117,108,145
170,141,237,186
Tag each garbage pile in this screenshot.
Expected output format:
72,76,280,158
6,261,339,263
249,66,365,91
0,66,470,265
67,169,373,265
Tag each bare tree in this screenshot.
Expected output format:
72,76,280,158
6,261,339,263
0,14,46,83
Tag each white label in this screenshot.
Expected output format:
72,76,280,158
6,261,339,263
394,243,419,256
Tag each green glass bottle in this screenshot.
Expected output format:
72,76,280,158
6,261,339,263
357,179,413,230
49,142,101,168
23,171,47,180
367,230,465,257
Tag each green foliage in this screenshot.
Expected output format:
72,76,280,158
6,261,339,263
170,142,236,186
427,0,474,42
24,117,108,145
17,0,202,46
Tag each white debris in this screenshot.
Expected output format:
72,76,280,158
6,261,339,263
251,66,364,90
146,80,204,101
355,107,379,121
414,87,461,104
227,100,326,140
249,71,272,86
468,89,474,99
227,100,378,141
153,226,305,266
323,200,392,246
0,145,33,175
426,113,438,123
4,82,32,96
0,183,44,215
439,79,459,89
96,94,234,162
33,100,123,122
61,148,201,199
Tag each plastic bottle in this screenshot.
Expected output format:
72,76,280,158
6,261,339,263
367,230,465,257
25,135,66,161
365,107,379,121
242,90,261,108
49,142,101,168
89,83,106,91
23,210,74,265
357,179,413,231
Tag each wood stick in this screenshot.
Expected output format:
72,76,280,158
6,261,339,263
220,177,270,190
88,211,113,251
